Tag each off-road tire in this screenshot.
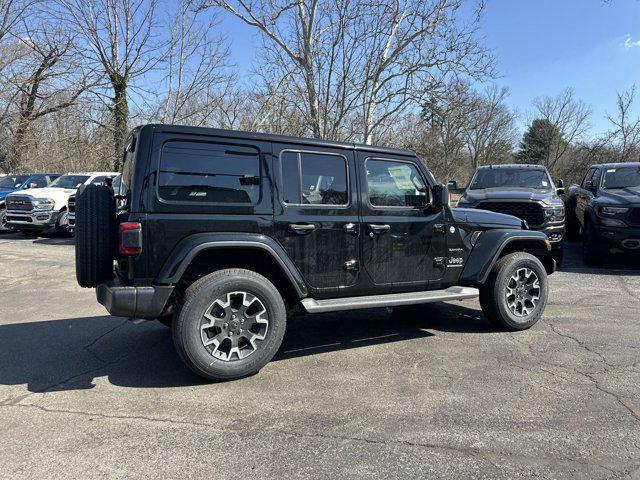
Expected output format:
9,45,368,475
55,209,70,235
172,269,287,382
582,220,607,265
0,208,9,232
479,252,548,331
75,184,116,288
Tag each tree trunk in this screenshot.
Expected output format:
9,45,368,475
112,78,129,171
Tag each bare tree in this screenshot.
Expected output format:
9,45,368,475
605,86,640,162
532,88,591,171
150,0,232,125
55,0,161,169
196,0,493,143
463,85,516,168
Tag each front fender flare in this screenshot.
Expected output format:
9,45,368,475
155,232,308,298
459,229,551,285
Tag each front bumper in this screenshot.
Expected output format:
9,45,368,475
540,223,565,247
97,278,174,319
6,210,59,230
596,224,640,251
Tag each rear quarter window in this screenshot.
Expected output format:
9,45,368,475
158,140,261,204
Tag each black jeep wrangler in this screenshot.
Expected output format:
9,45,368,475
75,124,556,381
456,164,565,264
565,162,640,263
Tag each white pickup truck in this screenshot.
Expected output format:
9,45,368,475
5,172,119,236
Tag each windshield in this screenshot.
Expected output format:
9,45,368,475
0,175,29,189
469,169,551,190
49,174,89,189
601,166,640,190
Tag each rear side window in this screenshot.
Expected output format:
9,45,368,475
365,159,428,208
158,141,261,204
281,151,348,206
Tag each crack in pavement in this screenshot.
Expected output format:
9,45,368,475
1,402,634,475
510,324,640,424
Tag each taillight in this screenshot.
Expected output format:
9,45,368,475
119,222,142,255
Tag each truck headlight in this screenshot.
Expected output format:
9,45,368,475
600,206,628,216
32,198,55,211
544,206,565,221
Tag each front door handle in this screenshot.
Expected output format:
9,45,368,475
368,224,390,236
344,222,358,236
289,223,316,234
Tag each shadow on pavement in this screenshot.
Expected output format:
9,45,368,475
559,240,640,275
0,303,489,393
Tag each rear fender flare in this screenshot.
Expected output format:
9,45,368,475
155,233,307,298
459,229,551,285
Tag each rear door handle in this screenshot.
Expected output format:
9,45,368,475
288,223,316,234
368,224,390,236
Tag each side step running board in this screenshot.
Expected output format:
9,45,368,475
300,286,479,314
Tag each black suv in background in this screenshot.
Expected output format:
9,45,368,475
75,124,555,381
456,164,565,263
565,162,640,264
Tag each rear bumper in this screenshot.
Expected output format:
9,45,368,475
96,278,174,319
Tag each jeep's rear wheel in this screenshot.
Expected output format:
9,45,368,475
75,184,116,288
172,269,287,381
479,252,548,331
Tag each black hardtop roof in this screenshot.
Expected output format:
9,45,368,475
476,163,547,170
139,123,417,157
592,162,640,169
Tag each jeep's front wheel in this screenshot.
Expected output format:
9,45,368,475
479,252,548,331
172,269,287,381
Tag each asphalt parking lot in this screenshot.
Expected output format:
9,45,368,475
0,233,639,479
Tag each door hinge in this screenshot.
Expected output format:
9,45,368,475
343,259,359,271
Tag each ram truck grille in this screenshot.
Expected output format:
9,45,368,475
5,195,33,212
476,201,545,227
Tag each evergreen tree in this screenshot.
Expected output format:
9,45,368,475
516,118,566,165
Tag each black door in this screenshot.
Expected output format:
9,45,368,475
273,145,360,293
577,167,597,226
358,155,446,287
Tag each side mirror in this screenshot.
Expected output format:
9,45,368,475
447,179,458,191
432,184,449,209
557,179,564,188
586,180,596,193
556,179,565,195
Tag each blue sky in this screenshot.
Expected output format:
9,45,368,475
215,0,640,137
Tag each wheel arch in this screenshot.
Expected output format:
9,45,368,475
459,229,554,286
155,233,308,303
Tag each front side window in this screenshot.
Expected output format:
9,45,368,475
49,175,90,189
469,168,551,190
601,166,640,189
581,169,595,188
366,159,428,208
29,177,48,188
281,151,348,206
158,141,261,204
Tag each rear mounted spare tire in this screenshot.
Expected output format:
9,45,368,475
75,184,116,288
